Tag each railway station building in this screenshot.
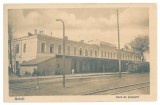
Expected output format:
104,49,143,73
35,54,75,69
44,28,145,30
11,30,149,76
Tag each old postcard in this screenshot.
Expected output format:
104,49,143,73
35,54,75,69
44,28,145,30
4,3,157,102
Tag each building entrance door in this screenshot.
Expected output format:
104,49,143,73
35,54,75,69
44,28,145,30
79,62,82,73
16,61,19,70
72,61,77,73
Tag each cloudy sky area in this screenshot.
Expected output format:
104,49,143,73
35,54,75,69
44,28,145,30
8,7,149,47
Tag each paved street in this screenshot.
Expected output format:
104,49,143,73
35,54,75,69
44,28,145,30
9,73,150,96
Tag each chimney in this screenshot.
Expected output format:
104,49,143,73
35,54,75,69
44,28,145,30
34,29,37,35
28,32,32,36
80,40,84,43
65,36,68,40
51,32,52,36
39,30,41,34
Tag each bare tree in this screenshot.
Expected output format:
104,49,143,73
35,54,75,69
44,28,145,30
8,23,16,74
129,35,149,54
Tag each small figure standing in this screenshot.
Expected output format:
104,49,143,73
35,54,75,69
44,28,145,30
32,68,37,76
16,67,20,76
72,68,75,74
42,70,46,76
58,67,62,75
57,64,62,75
33,68,39,90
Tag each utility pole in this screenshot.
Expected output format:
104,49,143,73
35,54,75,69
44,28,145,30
117,9,121,79
8,24,13,74
56,19,66,88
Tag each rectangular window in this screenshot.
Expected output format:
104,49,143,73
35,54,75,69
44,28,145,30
80,48,82,56
23,44,26,53
16,44,19,53
16,61,19,70
130,55,132,60
110,52,112,58
50,44,54,53
41,43,45,53
67,46,70,55
101,51,103,58
74,47,76,55
90,50,92,57
95,50,97,57
58,45,62,54
136,56,138,61
113,53,115,59
85,49,88,56
108,52,110,58
104,52,106,58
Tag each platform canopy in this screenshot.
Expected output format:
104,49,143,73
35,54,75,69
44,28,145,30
20,56,54,66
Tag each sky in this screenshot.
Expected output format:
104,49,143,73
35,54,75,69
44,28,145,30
8,7,149,48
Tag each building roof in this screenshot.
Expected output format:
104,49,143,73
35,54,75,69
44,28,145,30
20,56,54,66
14,32,117,48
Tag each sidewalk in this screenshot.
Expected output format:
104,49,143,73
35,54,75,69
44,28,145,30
9,73,150,96
9,72,128,81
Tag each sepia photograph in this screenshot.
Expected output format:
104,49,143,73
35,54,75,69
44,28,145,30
3,3,157,102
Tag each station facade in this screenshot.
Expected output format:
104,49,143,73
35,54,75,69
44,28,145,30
12,30,145,76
